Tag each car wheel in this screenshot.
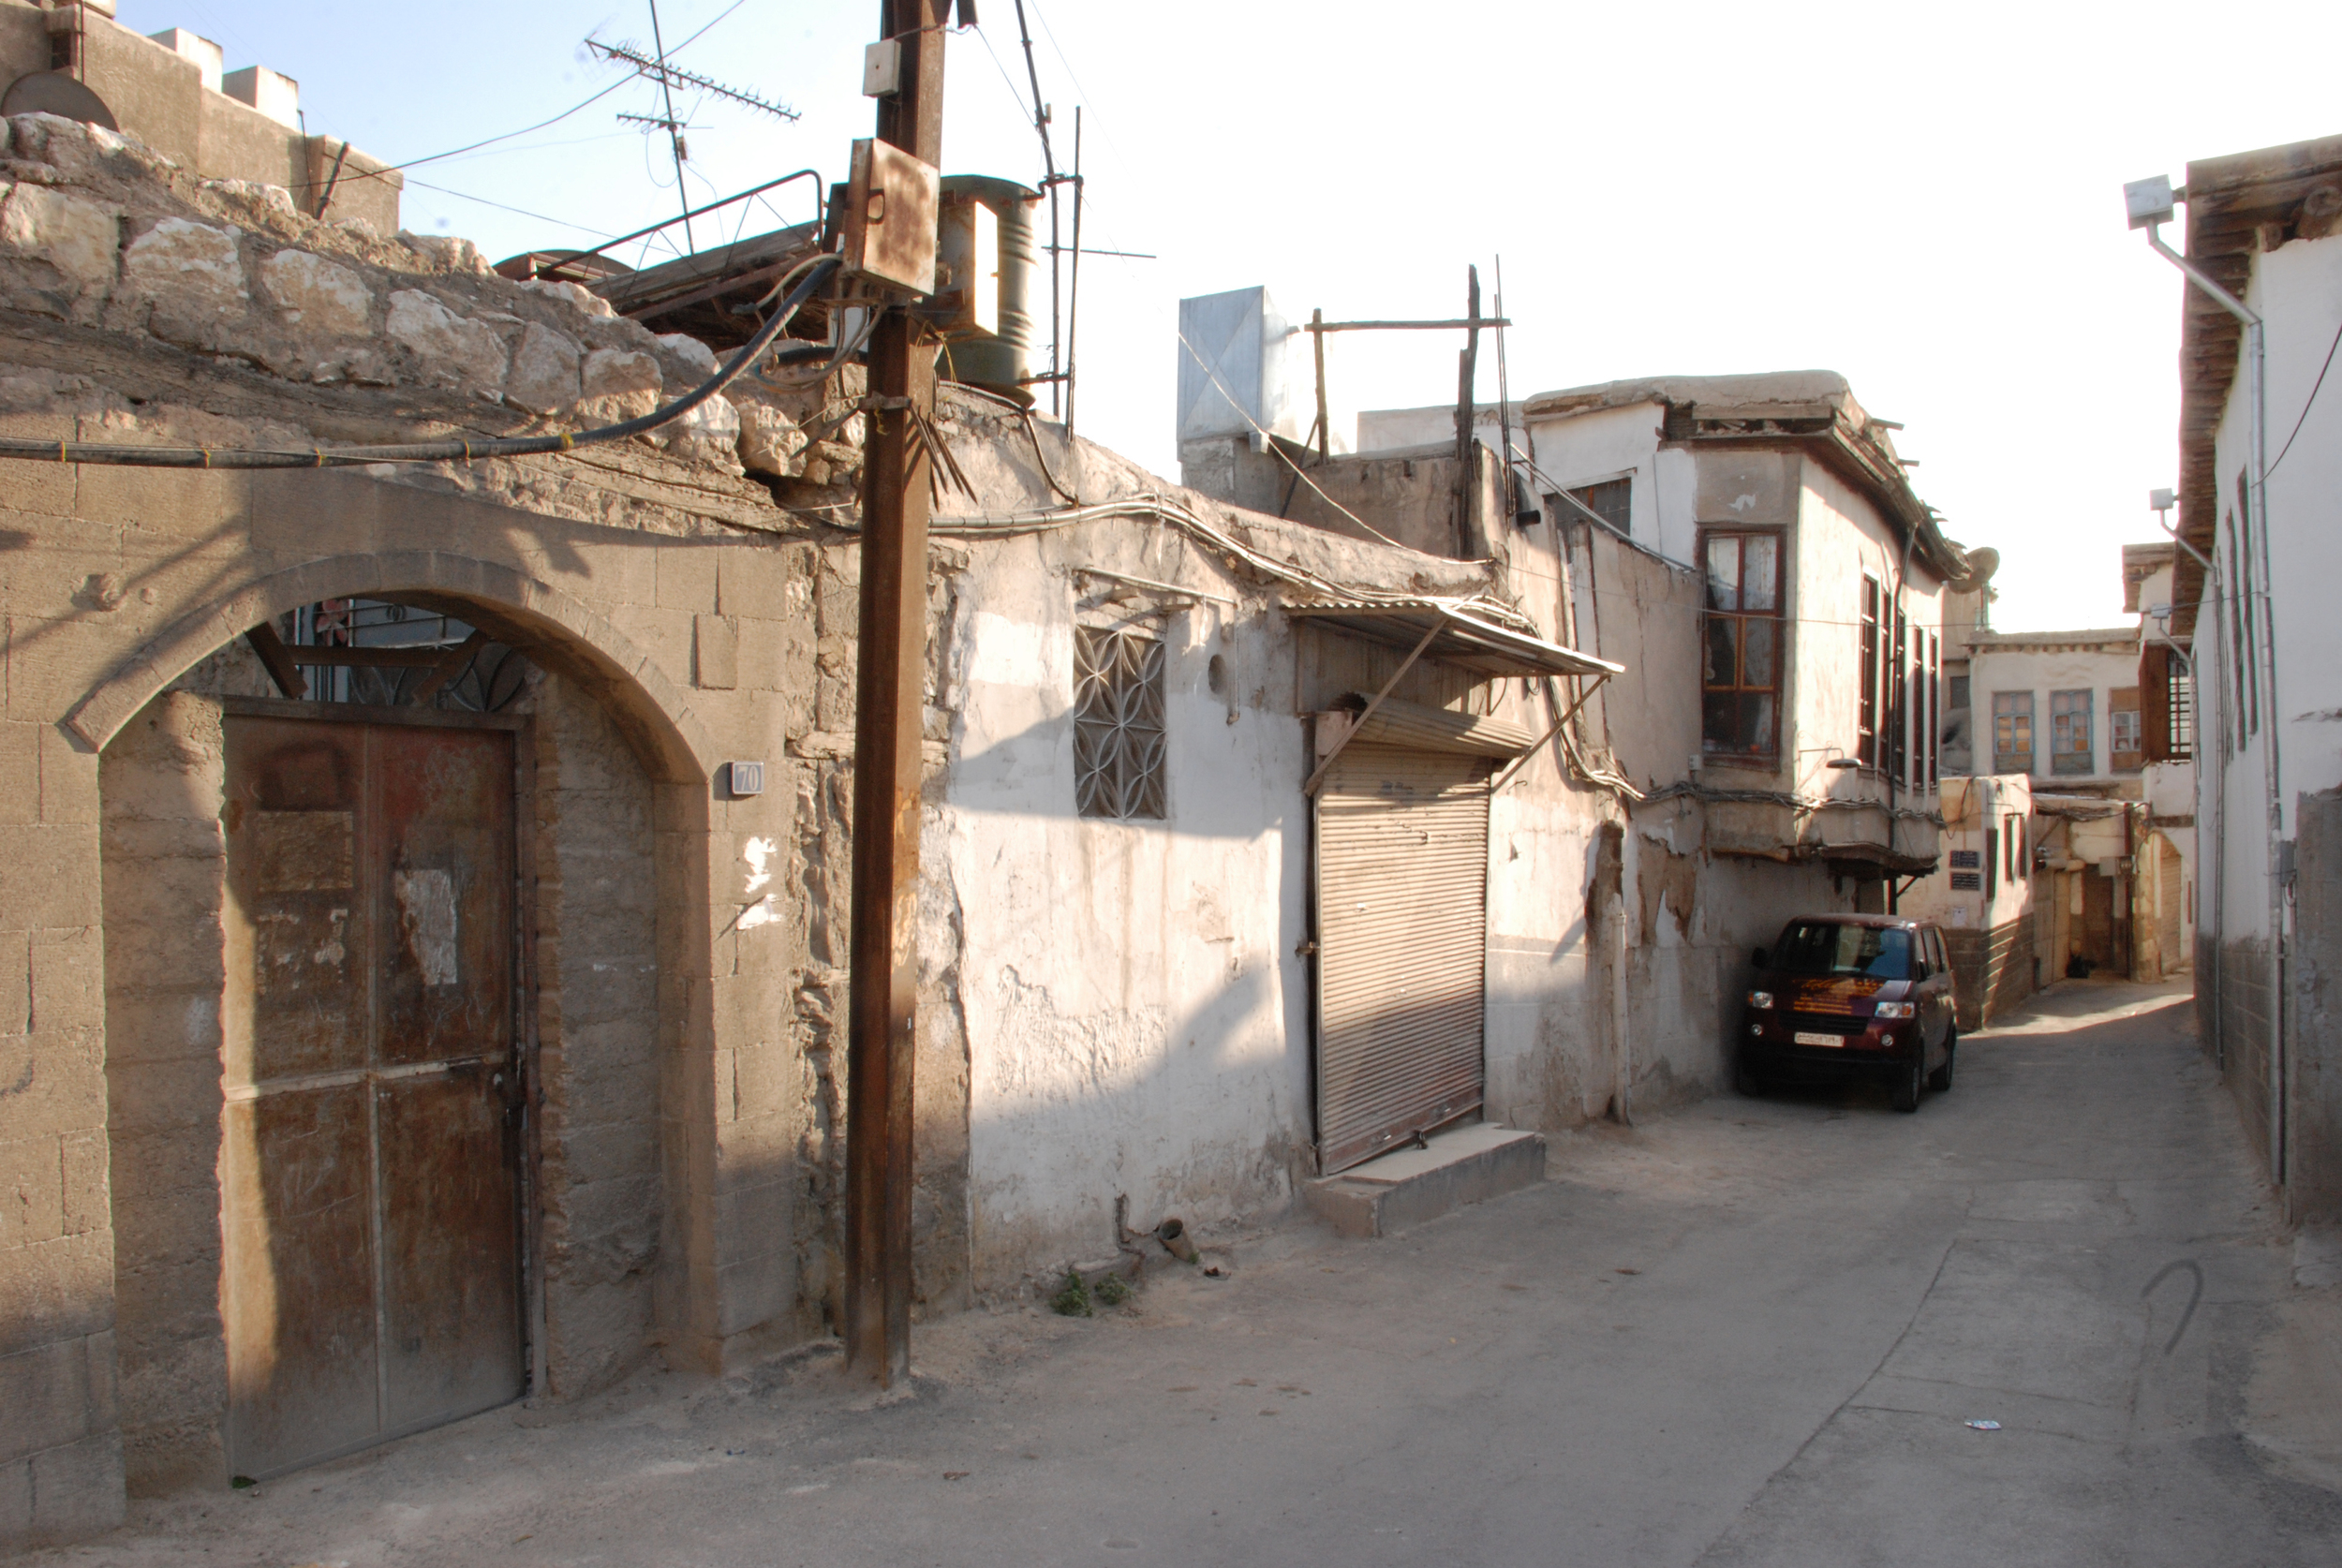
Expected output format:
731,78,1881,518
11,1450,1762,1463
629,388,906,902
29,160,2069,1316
1891,1046,1923,1114
1929,1028,1957,1092
1734,1052,1767,1097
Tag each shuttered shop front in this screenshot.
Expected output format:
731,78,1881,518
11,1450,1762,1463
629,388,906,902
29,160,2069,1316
1313,743,1490,1173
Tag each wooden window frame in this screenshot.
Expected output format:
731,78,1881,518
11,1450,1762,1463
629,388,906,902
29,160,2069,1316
2050,688,2095,777
1700,527,1785,763
1858,576,1880,769
1992,689,2034,776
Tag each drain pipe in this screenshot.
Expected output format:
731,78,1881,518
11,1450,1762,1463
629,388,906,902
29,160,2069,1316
2130,178,2285,1186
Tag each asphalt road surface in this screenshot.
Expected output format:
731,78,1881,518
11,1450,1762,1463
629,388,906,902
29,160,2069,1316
31,978,2340,1567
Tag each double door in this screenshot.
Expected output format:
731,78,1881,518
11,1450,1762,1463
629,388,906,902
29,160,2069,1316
220,710,524,1479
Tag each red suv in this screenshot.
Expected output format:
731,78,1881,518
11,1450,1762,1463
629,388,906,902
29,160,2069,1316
1735,915,1957,1113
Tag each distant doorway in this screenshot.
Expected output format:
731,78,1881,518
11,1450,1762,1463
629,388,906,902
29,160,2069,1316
219,705,526,1479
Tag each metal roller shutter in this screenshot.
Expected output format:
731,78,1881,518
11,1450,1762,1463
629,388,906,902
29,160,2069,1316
1313,742,1490,1174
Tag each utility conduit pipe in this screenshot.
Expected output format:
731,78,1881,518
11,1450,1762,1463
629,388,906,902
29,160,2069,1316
2139,213,2284,1186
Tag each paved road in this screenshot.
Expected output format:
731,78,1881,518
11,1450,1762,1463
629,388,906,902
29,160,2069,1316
32,980,2341,1566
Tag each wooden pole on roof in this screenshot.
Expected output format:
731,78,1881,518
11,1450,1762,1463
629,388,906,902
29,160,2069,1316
1453,265,1481,554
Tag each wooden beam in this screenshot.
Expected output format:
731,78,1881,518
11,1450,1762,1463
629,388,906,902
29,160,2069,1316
1303,617,1443,799
406,629,491,706
1303,318,1512,333
244,623,307,700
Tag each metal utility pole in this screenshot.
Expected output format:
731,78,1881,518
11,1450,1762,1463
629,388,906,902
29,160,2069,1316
1012,1,1062,416
845,0,947,1389
1453,266,1482,550
645,1,694,253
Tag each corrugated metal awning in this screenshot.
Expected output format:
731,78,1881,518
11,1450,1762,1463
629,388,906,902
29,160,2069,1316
1333,694,1539,759
1284,600,1622,679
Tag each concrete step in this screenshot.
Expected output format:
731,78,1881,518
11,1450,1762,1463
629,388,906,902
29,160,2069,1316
1304,1122,1547,1238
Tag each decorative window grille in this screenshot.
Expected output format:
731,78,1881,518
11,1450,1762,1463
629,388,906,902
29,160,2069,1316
1992,690,2034,775
2168,668,2193,759
2050,688,2095,776
1699,530,1782,759
1073,626,1166,820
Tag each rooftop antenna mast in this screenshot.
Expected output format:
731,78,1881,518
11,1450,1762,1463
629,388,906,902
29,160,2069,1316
1012,1,1064,417
647,2,692,252
587,18,799,258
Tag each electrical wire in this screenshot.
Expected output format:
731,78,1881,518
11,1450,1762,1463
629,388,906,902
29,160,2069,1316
0,258,843,472
399,178,617,237
1172,326,1420,555
333,0,749,188
2269,311,2342,476
338,76,637,186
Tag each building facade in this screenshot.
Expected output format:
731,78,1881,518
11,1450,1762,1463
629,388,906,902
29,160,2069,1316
2156,131,2342,1222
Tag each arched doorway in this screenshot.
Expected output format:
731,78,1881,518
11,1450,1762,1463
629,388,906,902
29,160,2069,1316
90,566,712,1492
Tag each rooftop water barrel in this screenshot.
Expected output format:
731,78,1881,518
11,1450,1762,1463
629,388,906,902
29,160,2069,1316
938,174,1042,407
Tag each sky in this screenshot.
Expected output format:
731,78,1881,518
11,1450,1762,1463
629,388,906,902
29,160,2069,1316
115,1,2342,631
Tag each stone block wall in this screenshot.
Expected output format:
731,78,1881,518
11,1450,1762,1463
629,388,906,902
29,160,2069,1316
2220,939,2275,1174
0,498,123,1542
1944,915,2037,1032
531,674,664,1397
97,691,228,1495
2290,786,2341,1224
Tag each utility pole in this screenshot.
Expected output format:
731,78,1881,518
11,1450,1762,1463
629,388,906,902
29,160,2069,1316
1452,265,1482,552
645,0,694,253
845,0,947,1389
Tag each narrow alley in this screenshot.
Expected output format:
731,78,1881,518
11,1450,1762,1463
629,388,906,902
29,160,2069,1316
24,980,2336,1568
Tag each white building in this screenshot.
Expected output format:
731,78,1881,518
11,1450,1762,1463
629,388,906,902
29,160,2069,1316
1967,627,2146,791
2150,131,2342,1220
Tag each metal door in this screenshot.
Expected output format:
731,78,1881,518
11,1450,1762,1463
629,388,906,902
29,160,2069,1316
221,714,521,1479
1312,743,1490,1174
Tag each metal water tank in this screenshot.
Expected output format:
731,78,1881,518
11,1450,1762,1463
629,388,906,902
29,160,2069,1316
937,175,1042,407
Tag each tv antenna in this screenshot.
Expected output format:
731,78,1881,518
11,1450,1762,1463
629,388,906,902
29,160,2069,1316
588,4,798,254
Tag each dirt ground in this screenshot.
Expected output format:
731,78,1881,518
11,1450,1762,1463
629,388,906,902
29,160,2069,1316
19,978,2340,1567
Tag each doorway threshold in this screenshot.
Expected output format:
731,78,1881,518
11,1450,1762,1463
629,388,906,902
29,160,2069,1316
1304,1123,1547,1239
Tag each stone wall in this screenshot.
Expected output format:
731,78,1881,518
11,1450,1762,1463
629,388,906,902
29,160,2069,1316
2290,786,2342,1224
530,675,663,1396
97,691,227,1496
1944,915,2036,1032
0,666,118,1547
2219,939,2275,1175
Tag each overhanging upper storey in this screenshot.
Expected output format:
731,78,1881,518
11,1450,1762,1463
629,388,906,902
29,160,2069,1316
1521,370,1972,586
2170,133,2342,638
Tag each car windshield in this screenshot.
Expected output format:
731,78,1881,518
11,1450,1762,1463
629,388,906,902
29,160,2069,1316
1772,922,1912,980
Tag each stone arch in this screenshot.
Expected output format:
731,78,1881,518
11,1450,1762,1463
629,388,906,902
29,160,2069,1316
85,550,722,1491
64,550,717,786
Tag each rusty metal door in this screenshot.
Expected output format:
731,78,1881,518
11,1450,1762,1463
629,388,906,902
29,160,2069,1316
221,713,521,1480
1312,743,1490,1174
